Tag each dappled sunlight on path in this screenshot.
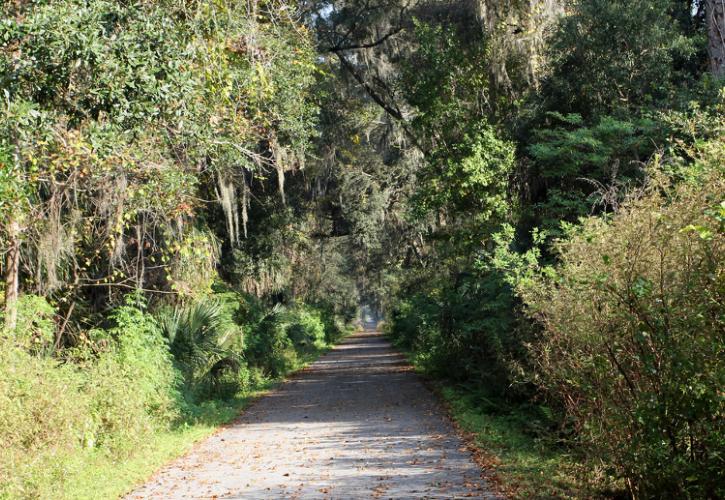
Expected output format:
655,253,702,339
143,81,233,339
126,331,498,499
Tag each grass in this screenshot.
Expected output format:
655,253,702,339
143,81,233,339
436,384,588,499
21,342,339,500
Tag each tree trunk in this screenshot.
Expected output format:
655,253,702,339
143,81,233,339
708,0,725,77
4,218,21,331
476,0,564,93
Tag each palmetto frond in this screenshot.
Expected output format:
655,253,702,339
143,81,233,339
159,300,240,390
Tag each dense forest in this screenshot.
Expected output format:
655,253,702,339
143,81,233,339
1,0,723,498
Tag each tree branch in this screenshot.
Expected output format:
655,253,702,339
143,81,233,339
328,26,404,52
334,51,405,121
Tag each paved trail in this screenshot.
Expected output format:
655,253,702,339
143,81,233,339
127,330,498,499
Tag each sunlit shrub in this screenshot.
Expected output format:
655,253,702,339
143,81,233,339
3,294,56,354
84,297,180,449
316,301,348,344
158,299,241,401
0,347,91,497
0,296,182,496
521,152,724,497
285,305,326,351
245,305,298,377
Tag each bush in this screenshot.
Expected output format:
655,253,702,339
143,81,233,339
385,292,449,374
0,296,182,496
0,347,91,498
83,298,180,449
245,305,298,377
521,151,724,497
3,294,56,354
245,302,342,377
316,301,348,344
158,299,242,401
285,305,326,351
386,269,521,390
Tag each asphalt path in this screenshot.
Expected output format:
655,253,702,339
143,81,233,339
126,330,498,499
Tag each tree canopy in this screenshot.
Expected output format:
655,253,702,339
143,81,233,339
1,0,723,497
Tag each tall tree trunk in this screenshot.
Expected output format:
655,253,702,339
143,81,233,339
708,0,725,77
476,0,564,94
4,218,21,331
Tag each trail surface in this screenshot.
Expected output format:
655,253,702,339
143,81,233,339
127,330,498,499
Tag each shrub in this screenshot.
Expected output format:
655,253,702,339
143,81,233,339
385,292,449,374
3,294,56,354
158,299,242,401
521,151,724,497
285,305,326,351
316,302,347,344
386,269,521,390
0,347,91,498
0,295,182,496
245,305,298,377
83,297,180,450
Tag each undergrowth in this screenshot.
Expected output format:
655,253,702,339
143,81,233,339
0,291,351,499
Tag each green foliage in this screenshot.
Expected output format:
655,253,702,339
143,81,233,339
403,21,514,228
0,346,93,498
0,145,30,227
243,304,296,377
386,292,444,372
4,294,57,354
0,0,321,309
527,113,664,236
404,20,488,135
285,305,327,351
520,146,724,497
543,0,702,116
245,302,339,378
159,299,242,401
383,22,519,379
386,265,523,390
383,21,519,389
414,123,515,223
0,297,180,497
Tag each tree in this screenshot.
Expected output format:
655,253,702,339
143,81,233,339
707,0,725,76
3,218,20,331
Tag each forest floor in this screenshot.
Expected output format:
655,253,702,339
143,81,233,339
125,330,499,499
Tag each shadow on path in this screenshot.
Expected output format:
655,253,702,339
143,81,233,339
126,331,499,499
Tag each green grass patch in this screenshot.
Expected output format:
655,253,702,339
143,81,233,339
437,384,588,499
1,339,338,500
